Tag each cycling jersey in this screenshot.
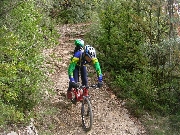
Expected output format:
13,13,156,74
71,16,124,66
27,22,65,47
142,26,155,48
68,50,102,78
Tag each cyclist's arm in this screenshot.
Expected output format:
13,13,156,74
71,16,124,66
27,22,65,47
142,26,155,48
68,51,81,78
92,58,102,77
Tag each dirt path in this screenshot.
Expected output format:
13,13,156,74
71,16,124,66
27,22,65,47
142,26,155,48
41,23,146,135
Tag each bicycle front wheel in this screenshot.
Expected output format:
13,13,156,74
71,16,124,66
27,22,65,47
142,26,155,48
81,97,93,131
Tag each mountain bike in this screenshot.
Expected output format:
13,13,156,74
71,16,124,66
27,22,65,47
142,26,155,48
70,83,98,132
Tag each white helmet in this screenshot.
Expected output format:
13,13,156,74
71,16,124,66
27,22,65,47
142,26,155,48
85,45,96,58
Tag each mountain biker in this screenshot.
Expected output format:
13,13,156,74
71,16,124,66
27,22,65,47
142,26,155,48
67,39,103,100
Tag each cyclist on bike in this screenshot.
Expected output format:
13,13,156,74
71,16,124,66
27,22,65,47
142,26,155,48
67,39,103,100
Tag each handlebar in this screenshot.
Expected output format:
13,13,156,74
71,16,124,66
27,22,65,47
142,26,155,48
87,84,99,89
81,84,99,89
70,81,101,89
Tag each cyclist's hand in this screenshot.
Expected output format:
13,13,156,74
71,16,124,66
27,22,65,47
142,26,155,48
69,76,75,82
69,77,78,88
69,81,78,88
97,75,103,88
97,81,103,88
98,75,103,82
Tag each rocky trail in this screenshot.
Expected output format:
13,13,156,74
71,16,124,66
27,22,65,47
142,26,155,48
6,23,146,135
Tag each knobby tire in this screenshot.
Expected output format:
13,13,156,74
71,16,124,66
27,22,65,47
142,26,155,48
81,97,93,131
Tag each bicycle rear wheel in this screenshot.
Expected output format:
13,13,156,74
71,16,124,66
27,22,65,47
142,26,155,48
81,97,93,131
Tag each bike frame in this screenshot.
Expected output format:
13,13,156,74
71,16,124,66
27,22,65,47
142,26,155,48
72,84,98,102
72,86,89,102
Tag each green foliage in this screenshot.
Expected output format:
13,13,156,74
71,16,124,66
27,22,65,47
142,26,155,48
169,112,180,134
86,0,180,134
87,0,180,115
0,0,58,126
51,0,100,24
114,69,159,115
144,39,180,114
0,100,24,125
144,113,180,135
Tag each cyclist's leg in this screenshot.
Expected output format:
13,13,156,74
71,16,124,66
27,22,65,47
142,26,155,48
73,66,79,83
81,66,88,86
67,66,79,99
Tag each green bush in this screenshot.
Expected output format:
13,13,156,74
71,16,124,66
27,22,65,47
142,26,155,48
52,0,98,24
0,0,58,125
0,100,24,125
84,0,180,134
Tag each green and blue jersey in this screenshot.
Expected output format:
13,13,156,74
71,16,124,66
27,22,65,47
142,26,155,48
68,50,102,79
